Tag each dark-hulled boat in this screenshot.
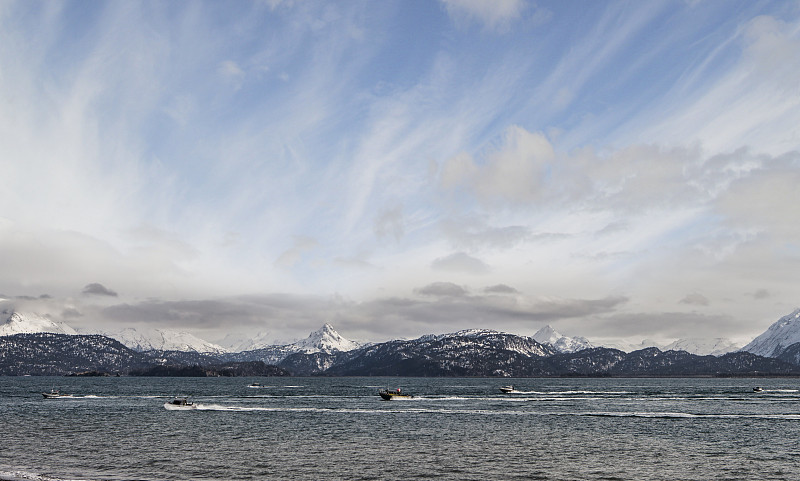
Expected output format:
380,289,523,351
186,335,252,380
164,397,195,409
378,388,413,400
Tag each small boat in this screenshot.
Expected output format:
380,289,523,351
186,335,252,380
378,388,413,400
164,397,195,410
42,389,73,399
499,385,514,393
248,382,263,388
753,387,764,392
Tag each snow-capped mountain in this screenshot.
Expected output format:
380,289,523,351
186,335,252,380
742,308,800,357
415,329,556,358
532,325,594,353
661,338,741,356
589,338,659,353
313,328,558,376
219,331,274,352
224,324,362,364
293,323,361,353
592,336,740,356
109,327,227,354
0,311,77,336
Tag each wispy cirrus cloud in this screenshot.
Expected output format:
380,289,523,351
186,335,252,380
441,0,531,32
1,1,798,344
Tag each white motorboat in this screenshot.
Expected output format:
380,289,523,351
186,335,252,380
499,385,514,393
42,389,73,399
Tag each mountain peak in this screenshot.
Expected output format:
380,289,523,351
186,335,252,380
742,308,800,357
776,308,800,327
0,311,77,337
533,325,593,353
532,325,560,344
297,323,360,353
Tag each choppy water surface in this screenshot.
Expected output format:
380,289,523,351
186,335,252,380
1,377,799,480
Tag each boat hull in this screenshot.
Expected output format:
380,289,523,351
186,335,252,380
378,390,413,401
164,402,196,410
42,392,72,399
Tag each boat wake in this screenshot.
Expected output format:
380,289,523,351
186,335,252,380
0,469,89,481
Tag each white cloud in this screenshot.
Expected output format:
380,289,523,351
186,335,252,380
441,0,527,32
275,236,319,269
218,60,246,89
374,205,405,241
441,126,555,204
632,15,800,156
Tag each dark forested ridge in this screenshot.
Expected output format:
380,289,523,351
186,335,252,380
0,333,288,376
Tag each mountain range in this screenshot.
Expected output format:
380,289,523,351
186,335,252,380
2,308,800,377
0,310,749,358
105,327,228,354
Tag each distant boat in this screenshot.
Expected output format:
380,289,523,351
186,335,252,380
753,387,764,392
164,397,195,409
42,389,72,399
499,385,514,393
378,388,413,400
248,382,263,388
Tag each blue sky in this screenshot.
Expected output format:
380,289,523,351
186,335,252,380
1,0,799,345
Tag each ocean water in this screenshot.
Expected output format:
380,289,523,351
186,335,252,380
1,377,798,480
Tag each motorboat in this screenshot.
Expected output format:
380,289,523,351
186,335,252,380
42,389,73,399
378,388,413,400
248,382,263,388
164,397,195,410
753,387,764,392
499,385,515,393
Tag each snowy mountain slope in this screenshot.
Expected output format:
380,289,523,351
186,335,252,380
590,338,661,353
532,325,594,353
589,336,740,356
742,308,800,357
221,331,274,352
0,311,77,336
293,323,361,353
662,338,741,356
416,329,557,357
0,332,150,375
320,328,558,376
109,327,227,354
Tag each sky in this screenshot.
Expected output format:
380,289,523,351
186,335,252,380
1,0,799,347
